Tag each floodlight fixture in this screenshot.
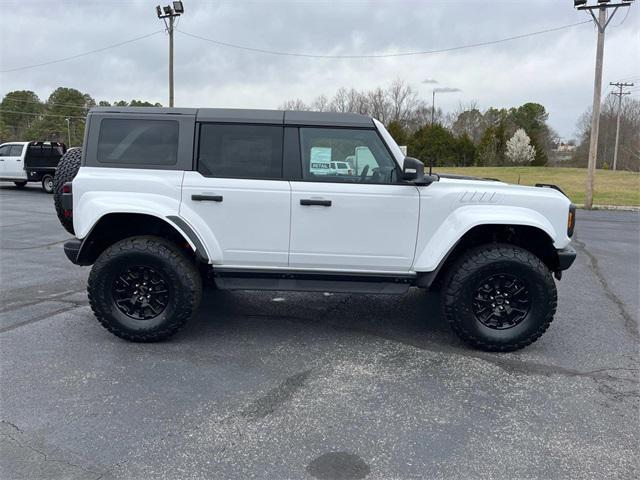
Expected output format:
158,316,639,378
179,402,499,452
173,1,184,14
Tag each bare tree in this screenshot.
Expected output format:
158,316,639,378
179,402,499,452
344,88,368,115
311,94,330,112
330,88,350,112
367,87,391,123
279,99,309,111
573,96,640,171
452,104,485,144
386,79,419,124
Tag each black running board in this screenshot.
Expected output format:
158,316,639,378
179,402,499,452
212,268,415,294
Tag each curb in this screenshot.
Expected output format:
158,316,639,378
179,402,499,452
576,204,640,212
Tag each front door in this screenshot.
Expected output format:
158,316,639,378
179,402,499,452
0,145,9,176
289,127,419,272
5,144,27,179
181,123,290,267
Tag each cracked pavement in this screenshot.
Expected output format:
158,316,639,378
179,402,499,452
0,183,638,479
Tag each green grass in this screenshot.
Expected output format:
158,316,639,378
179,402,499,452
436,167,640,206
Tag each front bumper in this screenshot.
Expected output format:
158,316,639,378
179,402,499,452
557,246,577,271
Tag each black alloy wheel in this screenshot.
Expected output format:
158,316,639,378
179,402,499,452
471,273,531,330
111,265,170,321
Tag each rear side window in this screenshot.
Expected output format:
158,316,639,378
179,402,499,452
9,145,24,156
97,119,179,165
198,124,283,179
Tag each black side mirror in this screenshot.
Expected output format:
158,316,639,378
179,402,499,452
402,157,425,182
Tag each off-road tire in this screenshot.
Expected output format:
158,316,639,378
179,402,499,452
88,236,202,342
42,174,54,193
53,147,82,234
14,181,27,188
441,244,557,352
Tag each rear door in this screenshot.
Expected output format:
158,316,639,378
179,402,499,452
181,123,290,267
289,127,419,272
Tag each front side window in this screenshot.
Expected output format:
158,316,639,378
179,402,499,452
9,145,24,156
97,119,179,165
299,128,397,183
0,145,10,156
198,124,283,179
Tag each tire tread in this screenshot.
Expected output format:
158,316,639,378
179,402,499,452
53,148,82,234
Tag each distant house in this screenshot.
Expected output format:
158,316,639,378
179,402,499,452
555,142,576,152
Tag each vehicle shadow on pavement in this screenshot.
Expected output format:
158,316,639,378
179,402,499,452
181,287,462,351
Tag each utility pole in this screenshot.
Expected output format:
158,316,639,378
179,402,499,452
574,0,634,209
156,2,185,107
610,81,633,170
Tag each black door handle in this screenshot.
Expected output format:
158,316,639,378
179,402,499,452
300,199,331,207
192,194,223,202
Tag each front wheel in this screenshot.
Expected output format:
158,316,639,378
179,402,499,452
14,181,27,188
42,174,54,193
88,236,202,342
441,244,557,352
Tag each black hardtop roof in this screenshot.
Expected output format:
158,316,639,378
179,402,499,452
88,107,374,128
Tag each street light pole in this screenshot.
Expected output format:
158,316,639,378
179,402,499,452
430,88,461,125
574,0,634,208
156,2,184,108
432,90,436,125
169,15,174,108
609,81,633,171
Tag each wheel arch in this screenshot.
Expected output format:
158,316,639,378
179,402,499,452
417,223,560,290
76,213,208,266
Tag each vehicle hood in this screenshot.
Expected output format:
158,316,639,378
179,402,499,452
436,174,567,198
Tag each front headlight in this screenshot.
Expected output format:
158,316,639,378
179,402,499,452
567,204,576,238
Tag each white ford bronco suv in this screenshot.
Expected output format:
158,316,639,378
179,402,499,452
54,107,576,351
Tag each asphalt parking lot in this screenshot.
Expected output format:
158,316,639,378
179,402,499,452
1,182,638,480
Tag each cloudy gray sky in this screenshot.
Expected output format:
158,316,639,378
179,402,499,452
1,0,638,139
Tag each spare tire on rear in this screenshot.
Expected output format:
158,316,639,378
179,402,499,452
54,147,82,235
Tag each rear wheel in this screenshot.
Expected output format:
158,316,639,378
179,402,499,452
14,181,27,188
42,174,54,193
53,147,82,234
88,236,202,342
441,244,557,352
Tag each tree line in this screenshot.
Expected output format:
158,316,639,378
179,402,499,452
280,80,555,167
573,94,640,172
2,82,638,171
0,87,161,146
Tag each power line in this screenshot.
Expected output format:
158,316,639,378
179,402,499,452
0,109,85,119
177,20,592,59
0,30,163,73
614,4,632,26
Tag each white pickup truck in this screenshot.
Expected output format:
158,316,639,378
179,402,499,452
0,141,67,192
53,107,576,351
